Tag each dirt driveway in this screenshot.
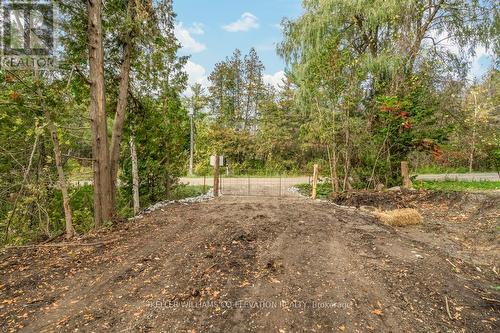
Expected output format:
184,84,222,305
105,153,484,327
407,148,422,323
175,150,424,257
1,193,498,332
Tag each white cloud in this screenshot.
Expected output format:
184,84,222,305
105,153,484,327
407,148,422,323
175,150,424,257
188,22,205,35
175,22,206,53
263,71,286,89
184,60,210,97
223,12,259,32
185,61,206,84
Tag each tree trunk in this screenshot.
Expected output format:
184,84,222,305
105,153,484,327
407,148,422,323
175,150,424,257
403,1,443,84
35,70,75,238
160,152,172,200
87,0,112,226
165,175,171,200
327,145,339,195
129,135,140,215
342,107,351,191
47,119,75,239
469,148,475,173
330,106,340,195
110,37,132,208
366,129,390,190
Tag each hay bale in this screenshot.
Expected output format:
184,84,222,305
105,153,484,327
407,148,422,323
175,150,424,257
374,208,423,227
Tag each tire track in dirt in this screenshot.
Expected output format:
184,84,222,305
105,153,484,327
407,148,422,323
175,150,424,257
21,207,202,332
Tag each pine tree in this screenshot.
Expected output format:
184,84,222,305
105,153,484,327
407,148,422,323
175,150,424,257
243,48,265,131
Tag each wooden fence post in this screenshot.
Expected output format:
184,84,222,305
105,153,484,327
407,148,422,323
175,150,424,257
401,161,412,189
312,164,319,199
213,153,220,197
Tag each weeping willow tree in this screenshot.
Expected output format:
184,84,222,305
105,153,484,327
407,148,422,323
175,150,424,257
279,0,498,189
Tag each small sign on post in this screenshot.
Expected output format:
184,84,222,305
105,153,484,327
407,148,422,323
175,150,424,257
210,155,224,167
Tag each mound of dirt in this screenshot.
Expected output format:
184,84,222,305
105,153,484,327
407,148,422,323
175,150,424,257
334,189,499,215
1,195,498,332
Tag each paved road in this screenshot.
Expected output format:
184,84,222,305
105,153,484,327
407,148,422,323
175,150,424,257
181,173,500,186
414,172,499,181
180,176,310,186
71,173,498,188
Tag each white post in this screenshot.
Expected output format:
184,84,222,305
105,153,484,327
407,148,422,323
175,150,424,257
189,111,194,176
130,136,140,215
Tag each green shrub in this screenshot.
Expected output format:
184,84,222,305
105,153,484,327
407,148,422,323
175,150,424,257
170,184,211,200
296,182,333,199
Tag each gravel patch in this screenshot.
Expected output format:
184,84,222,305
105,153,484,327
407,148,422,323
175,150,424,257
131,189,214,220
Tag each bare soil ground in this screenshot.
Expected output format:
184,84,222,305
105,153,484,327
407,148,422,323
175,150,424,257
1,191,499,332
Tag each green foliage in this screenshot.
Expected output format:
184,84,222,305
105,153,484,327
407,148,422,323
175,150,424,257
170,185,211,201
1,1,498,247
0,0,189,245
1,185,94,246
277,0,498,189
48,185,95,235
296,180,500,196
208,48,266,130
195,49,310,175
121,90,189,208
296,182,333,199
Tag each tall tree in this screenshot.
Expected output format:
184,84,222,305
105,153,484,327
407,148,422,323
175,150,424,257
35,72,75,239
87,0,113,225
279,0,498,187
110,0,135,208
243,48,265,131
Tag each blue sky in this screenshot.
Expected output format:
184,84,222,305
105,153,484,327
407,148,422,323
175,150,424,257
173,0,494,95
173,0,302,94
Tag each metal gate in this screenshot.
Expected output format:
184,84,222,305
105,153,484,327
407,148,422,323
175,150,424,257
220,176,309,197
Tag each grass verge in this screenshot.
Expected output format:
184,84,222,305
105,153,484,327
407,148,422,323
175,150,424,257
297,181,500,196
414,181,500,191
170,184,211,200
414,166,497,174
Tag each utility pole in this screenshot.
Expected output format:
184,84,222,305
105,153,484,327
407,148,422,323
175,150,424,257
189,107,194,176
469,91,478,173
